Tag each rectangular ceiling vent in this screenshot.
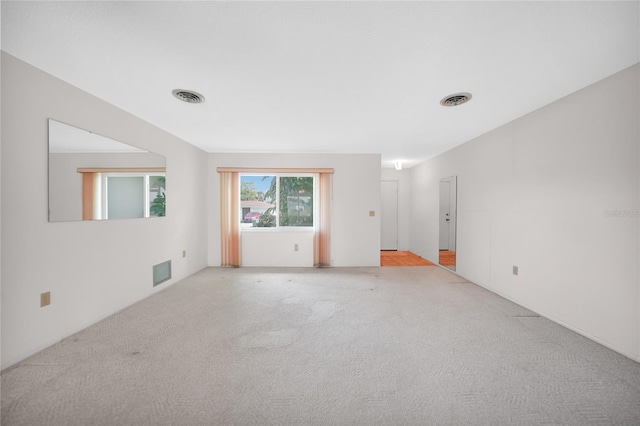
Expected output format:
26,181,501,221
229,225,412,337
153,260,171,287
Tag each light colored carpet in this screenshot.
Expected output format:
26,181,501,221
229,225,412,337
2,266,640,425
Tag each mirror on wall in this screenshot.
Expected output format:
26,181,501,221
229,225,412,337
438,176,457,271
48,119,166,222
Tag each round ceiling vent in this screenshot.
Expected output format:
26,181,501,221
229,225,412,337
440,92,472,107
172,89,205,104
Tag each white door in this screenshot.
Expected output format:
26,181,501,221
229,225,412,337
381,181,398,250
447,177,457,252
439,180,450,250
439,176,457,252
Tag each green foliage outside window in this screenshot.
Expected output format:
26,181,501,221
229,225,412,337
150,193,166,217
241,181,265,201
149,176,166,217
255,176,313,227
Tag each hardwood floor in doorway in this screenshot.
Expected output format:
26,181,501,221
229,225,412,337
380,251,435,267
439,250,456,267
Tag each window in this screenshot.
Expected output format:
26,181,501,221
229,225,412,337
101,172,165,219
240,174,314,228
218,167,332,267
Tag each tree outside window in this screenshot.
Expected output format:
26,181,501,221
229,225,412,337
240,175,313,228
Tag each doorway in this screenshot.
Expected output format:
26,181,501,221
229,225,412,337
439,176,457,270
381,181,398,250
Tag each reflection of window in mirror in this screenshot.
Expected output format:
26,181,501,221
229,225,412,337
148,176,166,217
80,169,165,220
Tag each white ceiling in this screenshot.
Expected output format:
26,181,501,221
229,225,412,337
3,1,639,168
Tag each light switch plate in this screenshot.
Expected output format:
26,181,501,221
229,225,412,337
369,211,375,217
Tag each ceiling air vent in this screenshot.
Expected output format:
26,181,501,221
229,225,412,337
172,89,205,104
440,92,472,107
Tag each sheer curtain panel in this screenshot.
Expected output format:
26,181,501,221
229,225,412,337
219,171,240,266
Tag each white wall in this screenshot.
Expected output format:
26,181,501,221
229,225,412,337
1,53,209,369
242,230,314,267
208,153,381,267
0,37,3,371
381,168,411,251
410,64,640,360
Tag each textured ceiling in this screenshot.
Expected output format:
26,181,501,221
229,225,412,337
2,1,639,168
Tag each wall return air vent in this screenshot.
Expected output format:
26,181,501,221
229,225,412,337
153,260,172,287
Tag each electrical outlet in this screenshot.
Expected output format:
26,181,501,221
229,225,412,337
294,244,299,251
513,265,519,276
41,292,51,307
